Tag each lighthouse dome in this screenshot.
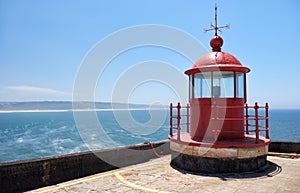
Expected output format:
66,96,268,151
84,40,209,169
194,35,242,68
193,51,242,68
185,35,250,74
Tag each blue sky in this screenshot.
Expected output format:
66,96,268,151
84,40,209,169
0,0,300,109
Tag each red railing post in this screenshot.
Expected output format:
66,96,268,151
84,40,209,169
187,103,190,133
245,104,249,134
177,102,181,141
170,103,173,137
254,102,259,144
265,102,269,139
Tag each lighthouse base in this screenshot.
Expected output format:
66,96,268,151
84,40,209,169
171,152,267,173
169,134,270,173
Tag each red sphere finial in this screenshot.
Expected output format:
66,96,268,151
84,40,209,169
210,35,223,52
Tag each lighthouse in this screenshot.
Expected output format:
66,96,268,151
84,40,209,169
169,5,270,173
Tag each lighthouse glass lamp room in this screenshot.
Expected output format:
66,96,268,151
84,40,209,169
191,71,244,99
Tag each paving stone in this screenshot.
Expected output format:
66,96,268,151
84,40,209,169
28,155,300,193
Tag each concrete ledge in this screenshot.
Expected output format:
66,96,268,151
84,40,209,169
0,140,170,193
269,141,300,153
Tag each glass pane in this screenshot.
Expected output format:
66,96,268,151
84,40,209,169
213,71,234,98
194,72,211,98
194,74,201,98
236,72,244,98
201,72,211,98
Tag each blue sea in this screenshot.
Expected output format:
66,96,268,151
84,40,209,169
0,109,299,163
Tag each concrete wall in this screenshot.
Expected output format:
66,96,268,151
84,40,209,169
0,140,299,193
0,141,170,193
269,141,300,153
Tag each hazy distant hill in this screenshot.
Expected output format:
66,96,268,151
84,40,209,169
0,101,150,110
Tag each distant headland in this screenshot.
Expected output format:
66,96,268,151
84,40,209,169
0,101,157,112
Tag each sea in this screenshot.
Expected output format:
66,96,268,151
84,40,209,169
0,109,299,163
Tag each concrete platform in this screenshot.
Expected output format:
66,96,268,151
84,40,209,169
27,155,300,193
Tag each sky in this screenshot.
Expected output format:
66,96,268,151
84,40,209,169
0,0,300,109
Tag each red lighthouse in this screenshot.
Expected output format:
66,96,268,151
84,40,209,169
169,5,270,172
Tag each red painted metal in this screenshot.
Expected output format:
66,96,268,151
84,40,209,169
169,102,269,145
213,129,220,144
185,66,250,75
186,104,190,133
234,71,237,98
188,75,191,99
254,102,259,143
191,52,248,69
244,72,247,102
184,28,253,142
245,104,249,134
210,36,224,52
169,103,173,137
168,5,270,157
185,36,250,76
265,103,269,139
177,102,181,141
192,74,195,99
191,98,245,140
170,103,191,138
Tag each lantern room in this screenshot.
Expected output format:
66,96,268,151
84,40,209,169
185,35,250,140
187,36,250,101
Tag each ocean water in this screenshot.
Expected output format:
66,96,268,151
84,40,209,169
0,109,299,163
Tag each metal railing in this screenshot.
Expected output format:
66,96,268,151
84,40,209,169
244,102,269,143
169,102,269,143
169,103,190,141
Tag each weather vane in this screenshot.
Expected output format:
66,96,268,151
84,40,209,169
204,4,230,36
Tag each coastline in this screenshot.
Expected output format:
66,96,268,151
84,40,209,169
0,108,166,113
